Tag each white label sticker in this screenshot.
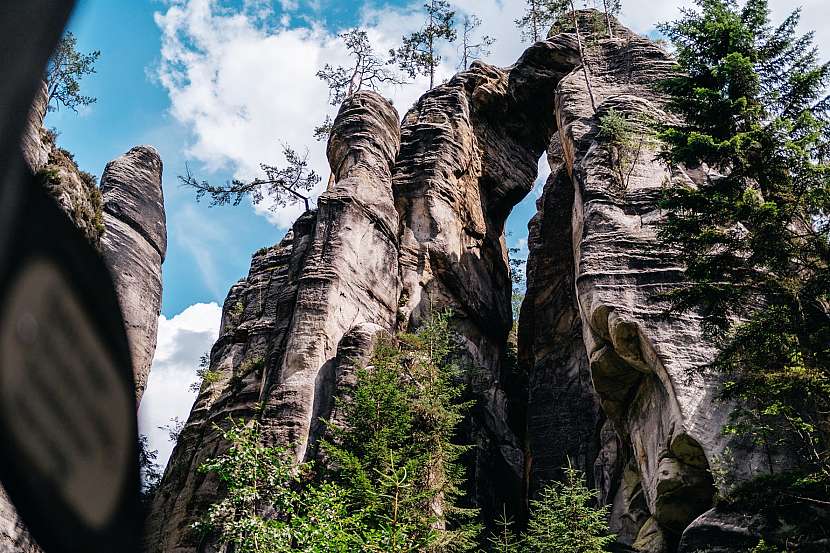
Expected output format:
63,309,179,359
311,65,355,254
0,257,131,529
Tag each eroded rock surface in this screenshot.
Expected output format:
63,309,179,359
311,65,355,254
100,146,167,402
394,35,581,518
144,91,402,552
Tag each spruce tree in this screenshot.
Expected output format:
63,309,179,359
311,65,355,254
525,466,615,553
321,311,480,552
657,0,830,485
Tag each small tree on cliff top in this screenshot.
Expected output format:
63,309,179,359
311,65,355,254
390,0,457,90
46,31,100,113
515,0,568,43
315,29,405,141
180,144,320,213
458,14,495,70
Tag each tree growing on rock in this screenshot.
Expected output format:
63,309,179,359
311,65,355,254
390,0,457,90
46,31,100,113
315,29,405,141
515,0,568,43
657,0,830,497
180,144,320,213
601,0,621,37
458,14,495,70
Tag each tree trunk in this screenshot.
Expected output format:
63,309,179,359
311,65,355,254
569,2,598,113
602,0,614,38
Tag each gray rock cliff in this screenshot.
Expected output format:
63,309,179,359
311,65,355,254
143,90,402,552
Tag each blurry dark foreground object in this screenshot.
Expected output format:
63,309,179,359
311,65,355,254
0,2,143,553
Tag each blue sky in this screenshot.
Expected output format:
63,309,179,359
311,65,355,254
50,0,830,466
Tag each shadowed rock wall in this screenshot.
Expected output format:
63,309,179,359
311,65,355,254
3,91,167,552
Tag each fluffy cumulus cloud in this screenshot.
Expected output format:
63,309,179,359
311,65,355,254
154,0,828,228
138,302,222,467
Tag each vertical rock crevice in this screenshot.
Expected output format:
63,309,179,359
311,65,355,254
393,36,582,519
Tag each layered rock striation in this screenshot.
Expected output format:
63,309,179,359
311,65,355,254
100,145,167,402
143,91,402,552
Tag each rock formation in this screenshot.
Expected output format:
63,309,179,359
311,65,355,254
100,146,167,402
143,91,402,552
2,90,167,553
144,11,819,553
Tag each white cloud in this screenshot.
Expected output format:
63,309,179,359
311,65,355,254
138,302,222,468
154,0,830,230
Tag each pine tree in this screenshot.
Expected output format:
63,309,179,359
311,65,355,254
657,0,830,485
46,32,100,112
515,0,568,43
180,144,320,212
525,465,615,553
315,29,405,141
391,0,457,89
458,14,495,70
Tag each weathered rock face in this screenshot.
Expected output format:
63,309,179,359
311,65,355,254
100,146,167,402
394,35,582,518
21,81,105,248
517,135,604,500
19,82,49,172
143,91,402,552
550,23,720,549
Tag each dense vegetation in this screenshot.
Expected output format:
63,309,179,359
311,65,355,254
194,313,614,552
657,0,830,516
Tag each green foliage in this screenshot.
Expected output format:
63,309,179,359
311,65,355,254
321,310,480,552
196,313,480,552
750,541,785,553
390,0,457,89
485,466,614,552
46,31,100,113
139,434,162,513
487,509,524,553
598,108,651,191
180,145,319,212
35,167,62,189
515,0,569,43
194,419,316,553
524,465,615,553
190,353,222,393
317,29,403,106
657,0,830,491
